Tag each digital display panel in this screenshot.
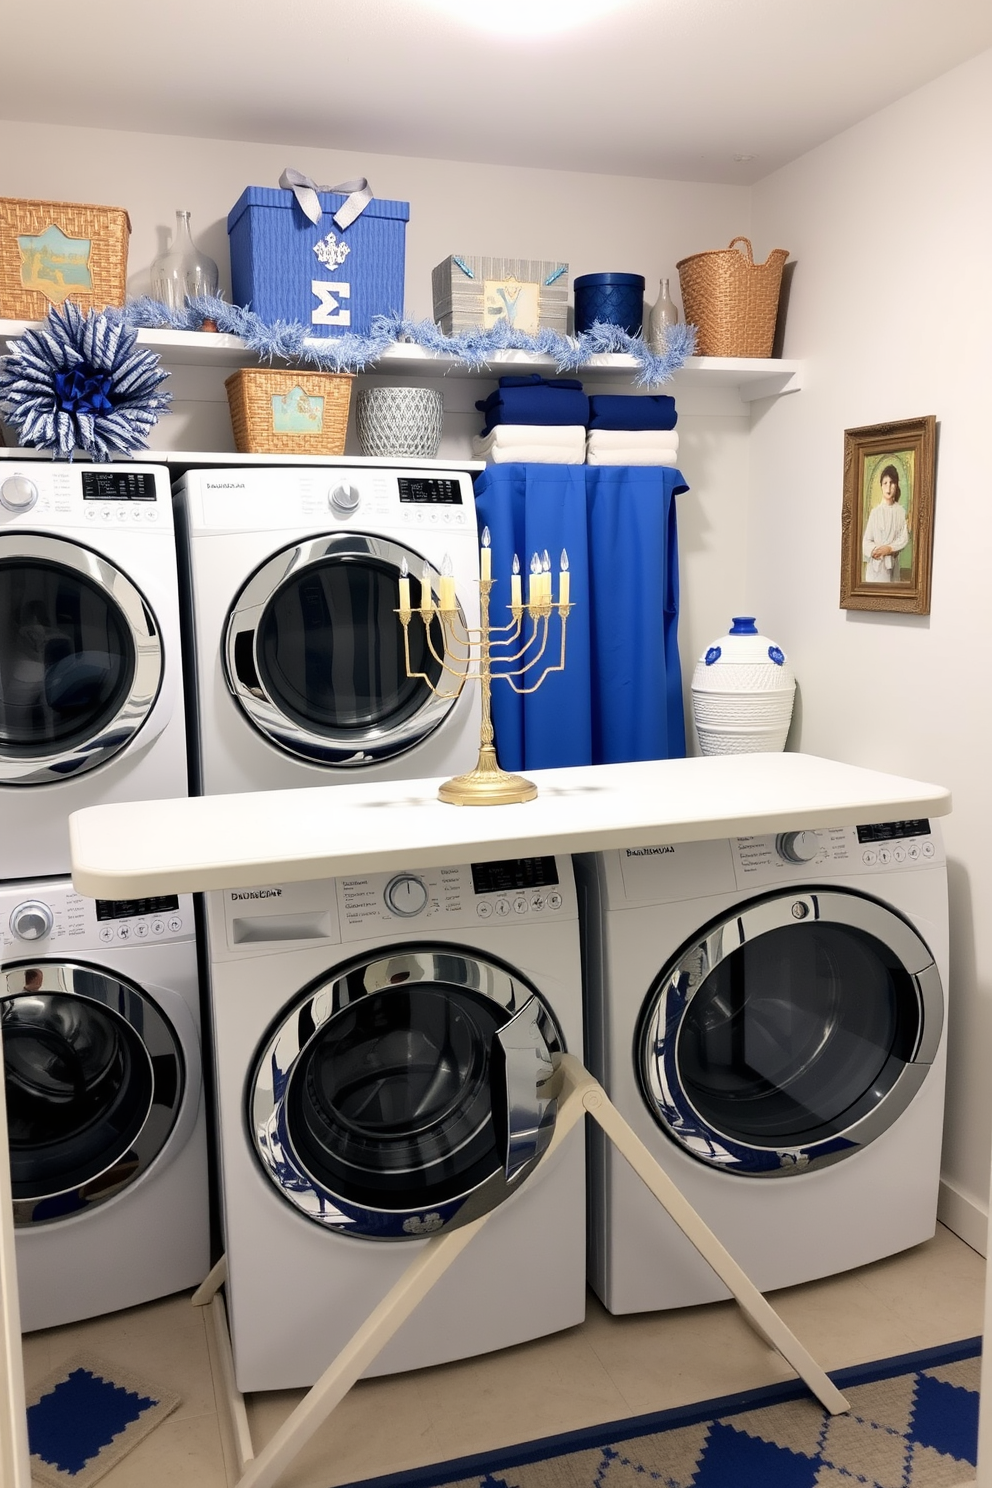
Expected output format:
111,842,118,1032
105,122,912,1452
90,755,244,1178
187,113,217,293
856,820,931,844
471,857,559,894
397,477,463,506
82,471,158,502
95,896,180,921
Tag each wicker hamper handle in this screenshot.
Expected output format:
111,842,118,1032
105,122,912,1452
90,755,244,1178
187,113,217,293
676,236,790,357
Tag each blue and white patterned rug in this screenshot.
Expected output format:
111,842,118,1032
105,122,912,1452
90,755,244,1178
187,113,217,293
26,1352,180,1488
340,1338,981,1488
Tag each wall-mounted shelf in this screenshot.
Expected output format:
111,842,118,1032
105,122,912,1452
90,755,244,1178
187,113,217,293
0,321,803,404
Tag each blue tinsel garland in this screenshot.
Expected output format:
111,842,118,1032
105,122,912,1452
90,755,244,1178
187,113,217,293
115,296,697,386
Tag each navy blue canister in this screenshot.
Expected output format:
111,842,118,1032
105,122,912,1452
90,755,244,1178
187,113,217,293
574,272,645,335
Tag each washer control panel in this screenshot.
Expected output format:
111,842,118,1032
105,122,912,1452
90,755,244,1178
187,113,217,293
733,819,943,886
194,468,475,535
0,464,169,530
2,884,193,953
339,854,575,937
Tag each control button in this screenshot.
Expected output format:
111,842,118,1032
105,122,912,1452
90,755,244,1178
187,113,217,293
116,923,132,940
513,896,528,914
133,921,150,938
476,901,494,919
494,898,511,917
9,900,54,940
101,508,112,519
0,476,39,512
383,874,429,917
329,482,361,515
922,841,936,858
86,508,98,519
150,918,166,935
530,893,545,912
893,846,906,863
116,507,128,520
907,844,921,861
547,891,563,910
776,830,821,865
862,849,878,865
168,915,183,932
99,925,115,942
877,847,892,865
130,507,143,520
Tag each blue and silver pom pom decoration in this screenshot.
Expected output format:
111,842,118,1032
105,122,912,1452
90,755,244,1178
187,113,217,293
0,303,171,460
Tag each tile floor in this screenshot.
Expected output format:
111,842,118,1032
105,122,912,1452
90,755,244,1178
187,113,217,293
20,1223,985,1488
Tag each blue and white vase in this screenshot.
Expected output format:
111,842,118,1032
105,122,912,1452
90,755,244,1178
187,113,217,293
690,617,796,755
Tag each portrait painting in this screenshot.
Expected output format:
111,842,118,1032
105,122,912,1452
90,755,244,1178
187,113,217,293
840,416,937,614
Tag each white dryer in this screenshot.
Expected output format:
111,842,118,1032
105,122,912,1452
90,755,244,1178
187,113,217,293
576,819,948,1313
203,853,584,1392
173,466,481,795
0,462,187,879
1,877,210,1331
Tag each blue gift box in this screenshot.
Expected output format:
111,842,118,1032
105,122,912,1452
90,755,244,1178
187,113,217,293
227,187,409,338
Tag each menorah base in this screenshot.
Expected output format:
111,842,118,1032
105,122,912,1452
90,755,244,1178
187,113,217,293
438,746,538,806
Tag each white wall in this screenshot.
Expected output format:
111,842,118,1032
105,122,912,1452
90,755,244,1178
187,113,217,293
749,48,992,1249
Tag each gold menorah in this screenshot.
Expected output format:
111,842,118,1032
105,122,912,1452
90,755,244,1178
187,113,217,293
398,528,573,805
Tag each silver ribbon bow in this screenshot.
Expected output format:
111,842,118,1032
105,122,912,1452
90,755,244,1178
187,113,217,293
279,168,373,231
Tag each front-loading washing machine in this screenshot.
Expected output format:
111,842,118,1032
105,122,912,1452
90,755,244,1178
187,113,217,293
202,853,584,1392
575,819,948,1314
173,465,482,795
1,876,210,1331
0,462,188,879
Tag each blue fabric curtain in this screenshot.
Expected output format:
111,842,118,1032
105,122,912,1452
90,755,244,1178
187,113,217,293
473,464,688,772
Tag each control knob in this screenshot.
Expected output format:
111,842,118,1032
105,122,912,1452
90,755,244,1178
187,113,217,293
383,874,429,917
329,482,361,515
775,830,821,865
1,476,39,512
9,900,54,941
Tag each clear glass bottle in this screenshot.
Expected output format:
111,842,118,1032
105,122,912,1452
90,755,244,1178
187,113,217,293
150,210,220,310
647,277,679,351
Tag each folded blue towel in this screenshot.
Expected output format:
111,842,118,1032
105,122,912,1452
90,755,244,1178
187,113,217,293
476,375,590,435
587,394,678,431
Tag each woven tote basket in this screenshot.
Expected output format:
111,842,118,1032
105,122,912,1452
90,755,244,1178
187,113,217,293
225,368,353,455
0,197,130,319
676,237,789,357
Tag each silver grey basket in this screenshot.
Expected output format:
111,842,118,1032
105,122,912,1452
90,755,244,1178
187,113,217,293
356,386,443,459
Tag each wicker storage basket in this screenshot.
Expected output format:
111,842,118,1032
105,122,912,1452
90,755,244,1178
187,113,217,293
225,368,353,455
676,237,789,357
0,197,130,319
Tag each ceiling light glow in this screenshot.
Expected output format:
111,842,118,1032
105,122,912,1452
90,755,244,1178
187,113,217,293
421,0,633,38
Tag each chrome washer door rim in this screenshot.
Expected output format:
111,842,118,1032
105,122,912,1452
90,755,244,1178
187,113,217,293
2,959,186,1227
0,533,163,785
223,533,467,767
249,946,563,1239
638,887,943,1177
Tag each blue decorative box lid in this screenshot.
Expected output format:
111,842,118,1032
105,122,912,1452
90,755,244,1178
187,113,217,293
228,187,410,232
574,272,645,289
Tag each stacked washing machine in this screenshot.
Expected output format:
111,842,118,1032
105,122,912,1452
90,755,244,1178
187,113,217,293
0,460,210,1330
172,464,588,1387
576,821,949,1315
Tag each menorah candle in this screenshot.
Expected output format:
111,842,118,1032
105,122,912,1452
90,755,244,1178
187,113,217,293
439,556,456,612
398,559,411,616
559,549,570,607
480,527,492,581
541,550,552,603
511,554,522,610
529,552,542,605
421,562,434,615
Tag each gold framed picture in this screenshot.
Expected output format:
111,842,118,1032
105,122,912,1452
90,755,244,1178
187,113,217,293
840,415,937,615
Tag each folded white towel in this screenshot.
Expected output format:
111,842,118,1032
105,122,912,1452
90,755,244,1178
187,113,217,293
585,447,680,466
476,424,587,451
585,428,679,451
473,440,586,465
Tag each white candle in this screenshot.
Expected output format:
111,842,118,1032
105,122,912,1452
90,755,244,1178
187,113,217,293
541,549,552,604
528,552,541,607
398,575,411,615
558,548,570,607
421,563,434,615
439,555,456,612
511,560,522,610
480,526,492,581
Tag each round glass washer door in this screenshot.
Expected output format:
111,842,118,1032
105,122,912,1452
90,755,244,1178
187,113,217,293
637,887,943,1177
1,960,187,1227
249,946,565,1239
224,533,467,767
0,534,163,785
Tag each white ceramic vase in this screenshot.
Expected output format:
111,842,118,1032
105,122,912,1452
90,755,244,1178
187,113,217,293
691,617,796,755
